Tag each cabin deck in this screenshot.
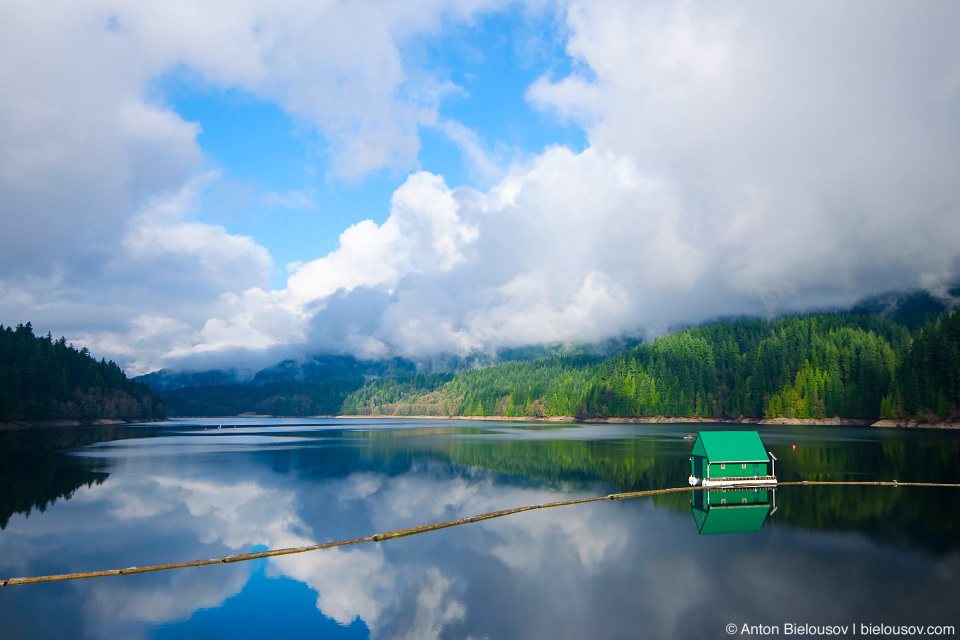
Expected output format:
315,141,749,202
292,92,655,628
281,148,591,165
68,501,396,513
690,475,778,487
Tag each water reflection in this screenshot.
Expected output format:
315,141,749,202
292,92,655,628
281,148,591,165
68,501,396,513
0,420,958,639
0,425,140,529
691,488,775,535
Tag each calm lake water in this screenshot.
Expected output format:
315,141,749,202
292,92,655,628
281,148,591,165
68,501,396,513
1,418,959,639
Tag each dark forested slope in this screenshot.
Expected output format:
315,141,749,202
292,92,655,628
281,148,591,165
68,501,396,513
162,379,364,417
0,323,164,423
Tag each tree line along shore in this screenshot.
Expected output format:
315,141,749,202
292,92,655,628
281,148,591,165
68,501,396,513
161,309,960,426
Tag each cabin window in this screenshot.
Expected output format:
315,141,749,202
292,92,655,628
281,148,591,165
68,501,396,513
721,498,726,505
742,463,747,469
720,463,725,470
742,498,748,504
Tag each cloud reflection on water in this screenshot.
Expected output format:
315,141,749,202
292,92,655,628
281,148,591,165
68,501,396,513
2,425,960,640
2,455,629,638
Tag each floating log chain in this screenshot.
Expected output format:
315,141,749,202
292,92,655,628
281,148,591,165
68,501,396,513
2,480,958,588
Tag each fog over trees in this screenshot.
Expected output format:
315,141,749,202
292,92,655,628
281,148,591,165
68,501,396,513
162,310,960,423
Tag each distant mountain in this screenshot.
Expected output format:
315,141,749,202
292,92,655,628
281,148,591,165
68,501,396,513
134,368,255,392
135,356,417,391
252,354,417,385
143,341,635,418
136,340,637,392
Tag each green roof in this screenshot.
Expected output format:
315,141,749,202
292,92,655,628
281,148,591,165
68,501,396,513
691,431,769,463
693,504,771,534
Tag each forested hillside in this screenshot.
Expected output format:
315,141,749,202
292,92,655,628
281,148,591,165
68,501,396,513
162,379,363,417
579,314,910,420
439,312,957,421
0,323,164,423
157,310,960,422
891,310,960,420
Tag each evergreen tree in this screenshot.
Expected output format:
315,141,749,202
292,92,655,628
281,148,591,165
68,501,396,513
0,323,164,422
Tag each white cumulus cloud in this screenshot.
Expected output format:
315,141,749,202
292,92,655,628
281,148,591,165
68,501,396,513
256,0,960,362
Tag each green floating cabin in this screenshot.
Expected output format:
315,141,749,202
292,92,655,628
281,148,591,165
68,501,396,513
688,430,777,487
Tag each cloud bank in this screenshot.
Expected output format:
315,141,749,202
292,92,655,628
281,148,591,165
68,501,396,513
2,0,959,373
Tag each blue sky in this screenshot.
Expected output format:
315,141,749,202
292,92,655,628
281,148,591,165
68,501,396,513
164,83,398,282
159,5,586,288
1,1,958,374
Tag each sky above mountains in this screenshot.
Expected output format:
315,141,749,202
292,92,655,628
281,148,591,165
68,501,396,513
2,1,959,375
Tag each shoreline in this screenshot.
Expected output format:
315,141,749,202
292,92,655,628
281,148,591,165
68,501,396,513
6,415,958,431
0,418,137,432
326,414,960,430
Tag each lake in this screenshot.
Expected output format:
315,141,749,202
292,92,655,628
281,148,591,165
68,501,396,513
1,418,959,639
